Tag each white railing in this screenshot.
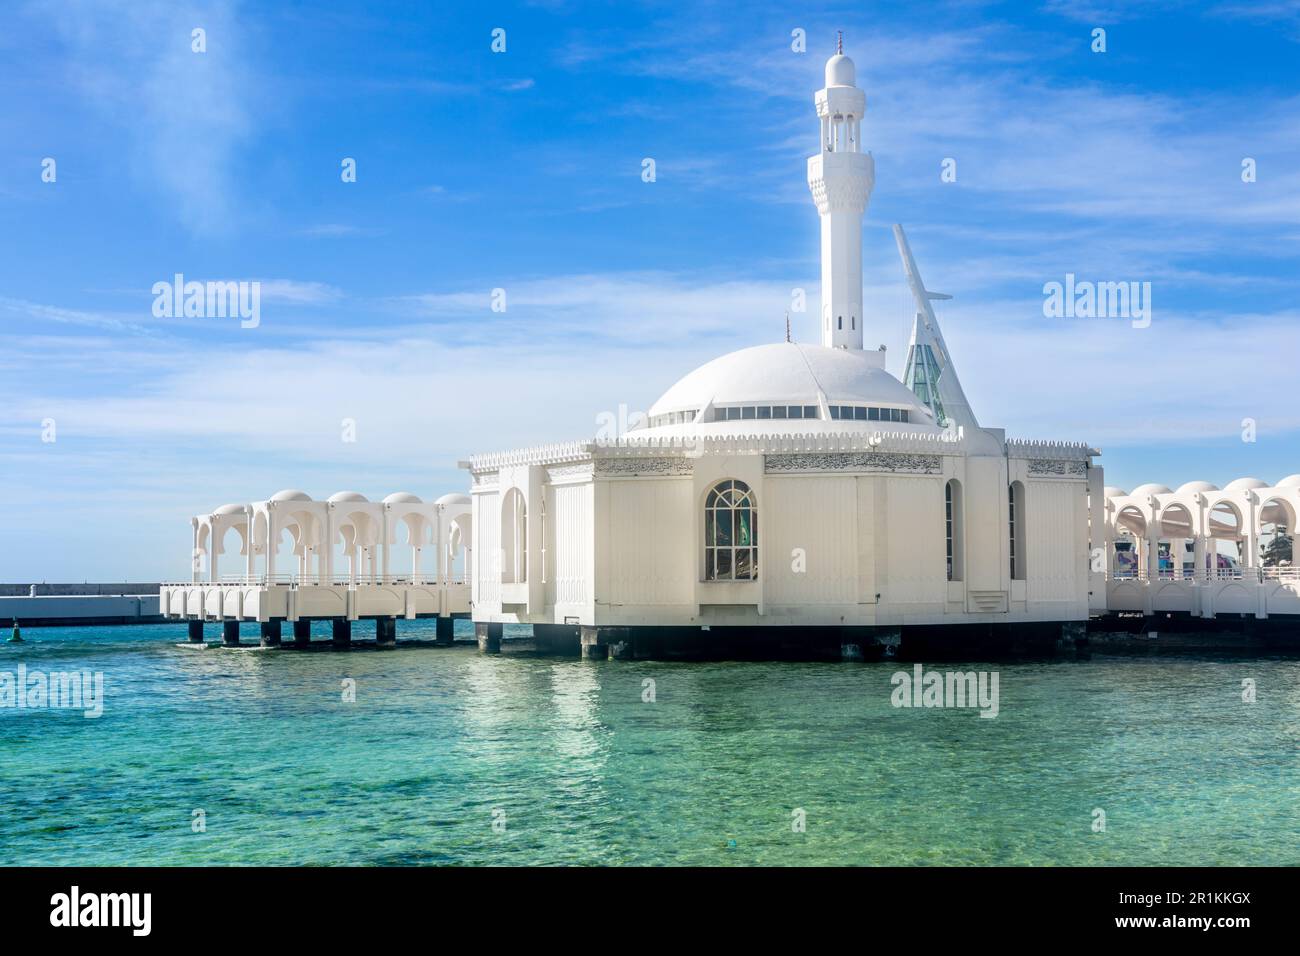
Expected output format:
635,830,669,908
169,574,470,588
1108,566,1294,584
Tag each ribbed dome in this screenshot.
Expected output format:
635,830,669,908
648,343,927,421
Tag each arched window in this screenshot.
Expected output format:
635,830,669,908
501,489,526,584
945,479,964,582
705,479,757,581
1009,481,1026,580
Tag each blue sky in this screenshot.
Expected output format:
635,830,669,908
2,0,1299,579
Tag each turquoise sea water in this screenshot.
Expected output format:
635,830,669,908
1,622,1297,866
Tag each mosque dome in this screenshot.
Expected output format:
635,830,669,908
1131,483,1173,497
646,343,930,427
1176,480,1219,494
1103,487,1128,498
1224,477,1269,492
270,489,312,502
213,503,245,515
1276,474,1300,488
383,492,423,504
435,493,471,506
327,491,369,503
825,53,855,87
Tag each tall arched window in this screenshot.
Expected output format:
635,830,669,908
945,479,964,582
1009,481,1026,580
705,479,757,581
501,489,527,584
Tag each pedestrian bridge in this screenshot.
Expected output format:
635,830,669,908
1103,475,1300,620
159,488,472,646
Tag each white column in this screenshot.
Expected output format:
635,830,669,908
324,508,334,586
266,507,277,583
382,511,391,584
244,509,254,584
191,517,200,584
209,520,219,583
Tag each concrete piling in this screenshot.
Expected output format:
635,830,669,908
293,619,311,647
221,620,240,647
332,618,352,649
260,619,282,648
476,621,502,654
435,615,455,646
187,620,205,644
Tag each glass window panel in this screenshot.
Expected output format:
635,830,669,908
901,410,909,423
830,406,841,419
750,511,758,544
726,407,740,421
789,405,803,419
742,406,756,419
715,510,732,546
706,514,715,545
716,548,732,578
868,407,880,421
706,550,715,580
735,549,752,578
854,406,867,421
757,405,771,419
736,509,751,546
804,406,818,419
773,406,787,418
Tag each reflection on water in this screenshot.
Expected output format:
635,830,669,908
2,621,1298,865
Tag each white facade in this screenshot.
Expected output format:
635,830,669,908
468,46,1104,642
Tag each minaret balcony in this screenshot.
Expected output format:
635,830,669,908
807,151,875,214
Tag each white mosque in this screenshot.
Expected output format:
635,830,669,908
161,43,1299,657
466,46,1102,659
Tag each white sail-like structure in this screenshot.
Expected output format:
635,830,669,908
895,224,979,431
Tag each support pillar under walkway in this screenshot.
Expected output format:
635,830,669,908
376,617,397,646
435,615,455,646
293,619,311,647
476,622,502,654
187,620,205,644
222,620,240,647
260,619,282,648
332,618,352,649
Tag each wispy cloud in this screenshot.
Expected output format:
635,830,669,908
35,0,259,235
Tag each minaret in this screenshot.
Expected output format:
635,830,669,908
807,33,874,350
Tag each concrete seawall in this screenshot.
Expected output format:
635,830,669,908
0,585,162,625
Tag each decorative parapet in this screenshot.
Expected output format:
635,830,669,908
1005,439,1097,462
469,429,981,472
470,433,1097,475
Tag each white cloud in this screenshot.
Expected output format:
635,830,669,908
36,0,259,235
